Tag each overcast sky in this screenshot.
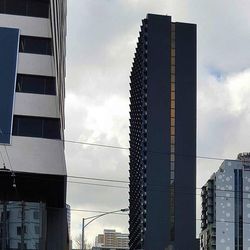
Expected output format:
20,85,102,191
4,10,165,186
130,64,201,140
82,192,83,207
65,0,250,246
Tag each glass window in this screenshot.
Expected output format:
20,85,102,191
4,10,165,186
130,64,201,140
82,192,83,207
171,74,175,83
43,119,61,139
0,0,49,18
16,116,43,137
45,77,56,95
170,126,175,136
34,225,40,234
170,118,175,127
170,135,175,144
18,243,27,250
171,57,175,66
171,66,175,74
170,171,174,180
171,48,175,56
3,0,26,15
19,36,52,55
170,91,175,100
171,31,175,40
17,226,26,235
17,226,21,235
16,74,56,95
12,116,61,139
171,100,175,109
27,0,49,18
170,154,175,162
171,83,175,91
33,211,39,220
170,108,175,118
170,162,175,171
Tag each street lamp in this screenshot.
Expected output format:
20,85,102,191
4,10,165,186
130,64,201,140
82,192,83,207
81,208,129,250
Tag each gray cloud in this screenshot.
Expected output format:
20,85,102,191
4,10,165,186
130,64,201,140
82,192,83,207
65,0,250,244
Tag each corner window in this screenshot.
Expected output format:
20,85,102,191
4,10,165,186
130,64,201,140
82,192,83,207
19,36,52,55
16,74,56,95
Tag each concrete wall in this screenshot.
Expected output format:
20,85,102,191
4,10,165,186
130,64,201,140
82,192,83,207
0,14,51,37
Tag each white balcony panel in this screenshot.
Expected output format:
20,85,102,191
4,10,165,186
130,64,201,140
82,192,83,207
18,53,55,77
0,14,51,37
1,137,66,176
14,93,59,118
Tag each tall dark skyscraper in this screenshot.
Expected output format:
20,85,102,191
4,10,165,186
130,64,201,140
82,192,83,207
129,14,197,250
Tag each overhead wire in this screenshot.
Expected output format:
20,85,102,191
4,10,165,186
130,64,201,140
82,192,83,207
61,138,238,163
68,174,129,184
3,133,250,227
68,181,128,189
0,130,246,163
4,170,250,197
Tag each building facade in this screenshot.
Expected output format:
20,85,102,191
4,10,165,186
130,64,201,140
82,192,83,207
129,14,197,250
200,153,250,250
0,0,68,249
95,229,129,249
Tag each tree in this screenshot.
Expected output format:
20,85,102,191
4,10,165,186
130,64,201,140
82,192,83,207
74,234,92,250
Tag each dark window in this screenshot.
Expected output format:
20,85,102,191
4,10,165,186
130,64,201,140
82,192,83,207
18,242,27,249
16,74,56,95
17,226,21,235
17,226,26,235
12,116,61,139
19,36,52,55
34,225,40,234
43,119,61,139
27,0,49,18
33,211,39,220
0,0,49,18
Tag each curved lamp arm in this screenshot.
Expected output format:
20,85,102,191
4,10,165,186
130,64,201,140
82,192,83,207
84,208,129,228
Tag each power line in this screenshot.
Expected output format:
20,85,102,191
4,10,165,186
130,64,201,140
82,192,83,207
0,131,246,162
69,181,128,189
62,138,250,165
64,139,129,150
5,170,250,197
68,175,129,183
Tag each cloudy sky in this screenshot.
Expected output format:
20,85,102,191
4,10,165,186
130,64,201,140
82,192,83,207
65,0,250,246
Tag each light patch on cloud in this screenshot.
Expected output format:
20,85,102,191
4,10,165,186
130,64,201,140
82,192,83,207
198,68,250,158
82,95,129,146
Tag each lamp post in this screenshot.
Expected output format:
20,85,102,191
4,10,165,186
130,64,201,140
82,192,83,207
81,208,129,250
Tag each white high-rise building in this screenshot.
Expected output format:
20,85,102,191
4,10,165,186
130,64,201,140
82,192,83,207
200,153,250,250
95,229,129,249
0,0,68,249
